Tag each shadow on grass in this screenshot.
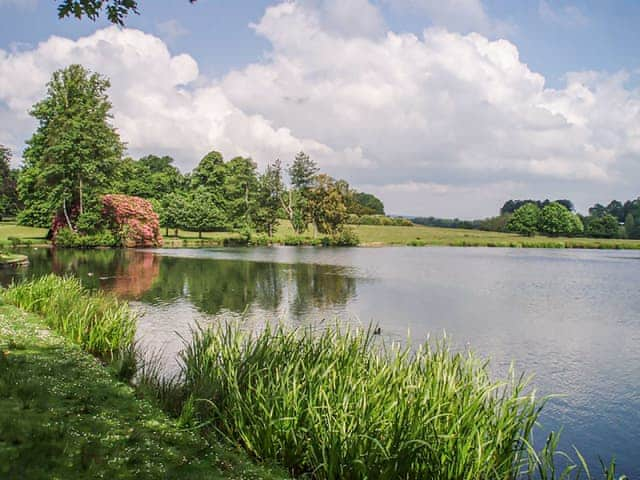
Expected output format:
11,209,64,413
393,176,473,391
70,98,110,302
0,323,288,480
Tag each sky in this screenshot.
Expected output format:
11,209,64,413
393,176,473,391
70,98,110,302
1,0,640,218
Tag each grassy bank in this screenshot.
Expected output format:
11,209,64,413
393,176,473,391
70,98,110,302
4,220,640,249
0,277,289,479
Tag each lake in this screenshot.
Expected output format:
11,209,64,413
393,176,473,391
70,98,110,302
3,246,639,475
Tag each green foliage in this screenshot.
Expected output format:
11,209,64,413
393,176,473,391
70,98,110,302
116,155,184,200
18,64,123,229
348,214,413,226
53,227,119,248
308,174,348,236
182,188,226,238
347,191,385,215
288,151,318,191
2,275,135,359
585,214,620,239
539,202,583,237
0,145,20,219
0,304,289,479
176,323,624,480
254,160,283,236
507,203,541,236
223,156,258,229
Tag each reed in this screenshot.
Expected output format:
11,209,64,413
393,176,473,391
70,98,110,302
2,274,136,360
176,322,621,480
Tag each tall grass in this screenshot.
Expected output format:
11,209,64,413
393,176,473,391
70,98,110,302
174,323,626,480
2,274,136,360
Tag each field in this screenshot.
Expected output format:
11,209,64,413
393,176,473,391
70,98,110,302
3,220,640,249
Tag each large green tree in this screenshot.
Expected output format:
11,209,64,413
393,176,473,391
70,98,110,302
538,202,583,236
308,174,348,236
282,152,319,234
223,156,258,230
182,188,225,238
585,213,620,238
506,203,540,236
254,160,284,236
18,64,123,229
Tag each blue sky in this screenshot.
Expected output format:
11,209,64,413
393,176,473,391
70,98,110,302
1,0,640,217
3,1,640,86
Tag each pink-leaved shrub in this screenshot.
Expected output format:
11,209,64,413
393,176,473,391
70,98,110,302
102,194,163,248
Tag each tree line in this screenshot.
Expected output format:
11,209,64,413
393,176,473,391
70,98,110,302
412,196,640,239
0,64,384,243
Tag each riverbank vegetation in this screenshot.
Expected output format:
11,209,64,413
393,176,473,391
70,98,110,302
0,301,289,479
0,277,628,479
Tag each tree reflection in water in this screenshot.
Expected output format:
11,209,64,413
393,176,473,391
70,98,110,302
2,249,358,320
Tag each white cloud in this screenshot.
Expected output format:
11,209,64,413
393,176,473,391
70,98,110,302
0,1,639,216
386,0,512,37
539,0,588,28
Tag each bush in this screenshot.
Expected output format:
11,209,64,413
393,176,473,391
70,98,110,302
347,214,413,227
53,228,118,248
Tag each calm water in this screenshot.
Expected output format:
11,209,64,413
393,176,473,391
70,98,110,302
3,246,639,475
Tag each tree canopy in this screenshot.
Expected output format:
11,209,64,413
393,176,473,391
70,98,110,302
19,64,123,229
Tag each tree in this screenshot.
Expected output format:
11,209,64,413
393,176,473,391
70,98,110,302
255,160,284,236
0,145,19,219
191,151,226,191
283,152,319,234
182,188,225,238
117,155,184,200
308,174,348,236
289,151,318,191
223,156,258,230
538,202,582,236
625,213,638,239
18,64,123,229
585,214,620,238
347,191,385,215
161,192,189,237
506,203,540,236
57,0,196,25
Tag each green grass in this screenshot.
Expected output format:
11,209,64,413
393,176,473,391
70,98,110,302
274,222,640,249
0,297,289,479
0,221,48,246
4,219,640,249
2,275,136,360
171,322,626,480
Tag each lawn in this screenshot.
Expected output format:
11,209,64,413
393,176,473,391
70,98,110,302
0,305,290,480
3,220,640,249
0,221,48,245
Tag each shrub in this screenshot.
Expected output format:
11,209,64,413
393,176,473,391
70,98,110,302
102,194,163,247
54,228,118,248
507,203,541,236
347,214,413,226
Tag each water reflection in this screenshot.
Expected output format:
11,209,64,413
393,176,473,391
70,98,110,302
3,246,639,476
3,248,358,319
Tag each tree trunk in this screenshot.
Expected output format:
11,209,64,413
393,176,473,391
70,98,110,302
198,230,202,239
165,227,169,236
174,228,178,237
78,175,83,215
62,198,73,231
